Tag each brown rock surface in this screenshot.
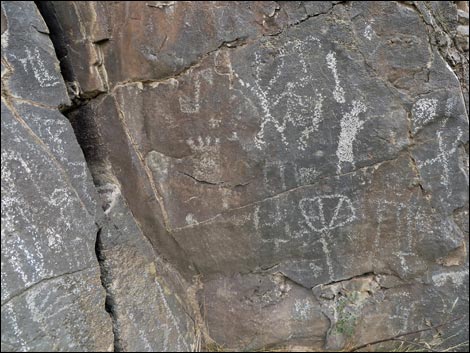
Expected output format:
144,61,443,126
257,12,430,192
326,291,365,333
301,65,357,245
2,1,469,351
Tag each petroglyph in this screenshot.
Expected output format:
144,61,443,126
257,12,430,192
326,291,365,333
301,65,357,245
299,194,356,278
179,68,213,113
374,200,415,252
326,51,345,104
417,128,464,189
411,98,438,134
294,298,313,320
296,167,319,185
247,36,325,150
263,161,286,193
186,136,222,183
336,100,368,174
214,50,234,87
299,195,356,233
299,92,324,151
17,48,61,87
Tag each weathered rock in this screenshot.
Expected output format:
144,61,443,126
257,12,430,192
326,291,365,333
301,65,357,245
1,2,112,351
200,272,329,351
2,2,196,352
42,0,469,351
96,181,196,351
2,1,469,352
1,2,69,107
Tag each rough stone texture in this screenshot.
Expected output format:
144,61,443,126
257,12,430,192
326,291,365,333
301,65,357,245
1,1,196,352
1,2,113,351
2,1,469,352
96,181,196,352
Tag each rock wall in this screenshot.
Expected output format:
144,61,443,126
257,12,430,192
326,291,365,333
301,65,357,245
1,1,196,351
1,1,469,352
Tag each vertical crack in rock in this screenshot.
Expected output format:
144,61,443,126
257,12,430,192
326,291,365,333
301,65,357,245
34,2,120,348
95,227,121,352
34,6,200,351
405,111,427,195
34,1,78,101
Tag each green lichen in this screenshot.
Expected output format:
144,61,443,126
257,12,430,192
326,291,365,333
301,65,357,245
335,311,357,337
334,292,359,337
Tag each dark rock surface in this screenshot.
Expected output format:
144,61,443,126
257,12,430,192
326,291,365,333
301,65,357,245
1,1,195,351
1,1,469,352
1,2,112,351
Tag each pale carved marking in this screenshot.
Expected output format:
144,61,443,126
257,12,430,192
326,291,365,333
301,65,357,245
299,194,356,232
17,47,61,87
299,194,356,278
411,98,438,134
417,127,464,189
336,100,368,174
326,51,345,104
246,36,325,150
179,68,213,114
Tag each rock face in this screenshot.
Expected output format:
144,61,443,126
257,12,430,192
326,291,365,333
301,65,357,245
1,1,469,352
1,2,113,351
1,1,195,351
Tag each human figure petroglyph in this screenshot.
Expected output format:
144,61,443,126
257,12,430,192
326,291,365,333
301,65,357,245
300,194,356,278
247,36,325,150
417,127,464,189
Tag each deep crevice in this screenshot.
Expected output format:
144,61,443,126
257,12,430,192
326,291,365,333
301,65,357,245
36,2,120,349
35,2,77,93
95,227,122,352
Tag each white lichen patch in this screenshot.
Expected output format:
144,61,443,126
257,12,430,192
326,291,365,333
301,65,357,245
96,183,121,215
146,150,171,183
309,261,323,278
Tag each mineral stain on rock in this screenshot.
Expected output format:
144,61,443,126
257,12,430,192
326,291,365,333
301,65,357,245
1,1,469,352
